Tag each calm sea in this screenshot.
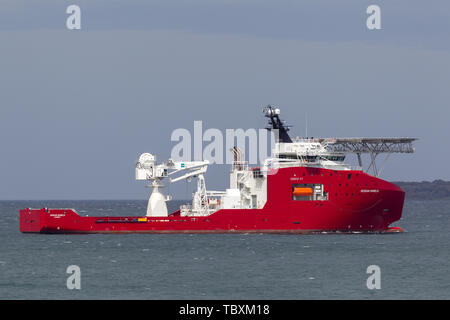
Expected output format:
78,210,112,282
0,200,449,299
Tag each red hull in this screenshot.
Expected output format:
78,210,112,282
20,168,405,234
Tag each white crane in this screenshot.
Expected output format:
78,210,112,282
135,153,210,217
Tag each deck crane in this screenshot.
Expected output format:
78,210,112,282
135,153,209,217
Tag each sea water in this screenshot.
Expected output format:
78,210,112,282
0,200,449,299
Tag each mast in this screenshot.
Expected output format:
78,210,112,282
263,105,293,143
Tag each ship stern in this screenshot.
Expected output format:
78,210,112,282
20,208,45,233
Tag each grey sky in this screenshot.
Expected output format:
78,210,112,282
0,1,449,199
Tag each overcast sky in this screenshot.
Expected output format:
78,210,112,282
1,0,449,199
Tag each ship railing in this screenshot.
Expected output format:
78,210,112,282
180,204,192,212
263,158,309,168
347,165,363,171
318,162,363,171
180,204,217,217
262,157,363,172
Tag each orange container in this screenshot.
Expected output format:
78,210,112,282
292,187,313,196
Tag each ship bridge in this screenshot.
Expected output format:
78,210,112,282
263,105,417,177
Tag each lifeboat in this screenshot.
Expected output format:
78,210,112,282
292,187,313,196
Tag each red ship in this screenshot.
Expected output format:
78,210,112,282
20,106,416,234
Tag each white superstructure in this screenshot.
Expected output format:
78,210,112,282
135,142,350,217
